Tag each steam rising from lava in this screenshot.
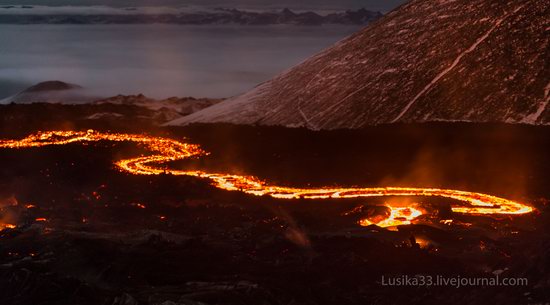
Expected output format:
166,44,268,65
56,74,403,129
0,195,19,230
0,130,534,228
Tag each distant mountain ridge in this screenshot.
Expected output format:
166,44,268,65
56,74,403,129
95,94,222,121
0,7,382,25
0,0,404,12
169,0,550,129
0,81,222,123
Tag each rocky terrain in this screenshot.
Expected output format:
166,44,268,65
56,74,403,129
171,0,550,129
0,7,382,25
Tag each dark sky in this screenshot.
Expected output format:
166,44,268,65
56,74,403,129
0,0,407,12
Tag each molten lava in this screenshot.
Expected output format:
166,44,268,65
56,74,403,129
360,206,423,228
0,223,16,230
0,130,534,228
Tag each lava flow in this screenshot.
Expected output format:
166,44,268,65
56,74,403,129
0,130,534,228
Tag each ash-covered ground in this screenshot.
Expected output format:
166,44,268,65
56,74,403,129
1,104,550,305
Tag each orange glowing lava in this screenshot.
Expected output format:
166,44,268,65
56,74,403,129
0,130,534,228
360,206,423,228
0,223,16,230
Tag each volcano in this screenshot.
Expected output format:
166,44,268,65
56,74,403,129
0,81,100,104
168,0,550,129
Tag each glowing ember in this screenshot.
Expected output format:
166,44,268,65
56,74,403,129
360,206,423,227
0,130,535,228
0,223,16,230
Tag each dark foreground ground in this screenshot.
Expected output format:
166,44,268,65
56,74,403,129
1,104,550,305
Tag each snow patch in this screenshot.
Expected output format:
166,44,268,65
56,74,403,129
391,4,527,123
521,81,550,124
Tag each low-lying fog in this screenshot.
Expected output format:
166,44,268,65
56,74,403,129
0,24,359,99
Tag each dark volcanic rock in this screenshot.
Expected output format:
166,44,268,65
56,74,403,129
170,0,550,129
1,122,550,304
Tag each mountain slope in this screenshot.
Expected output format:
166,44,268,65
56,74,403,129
168,0,550,129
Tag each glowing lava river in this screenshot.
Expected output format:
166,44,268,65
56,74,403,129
0,130,534,228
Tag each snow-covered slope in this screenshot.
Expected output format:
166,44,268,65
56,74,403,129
168,0,550,129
